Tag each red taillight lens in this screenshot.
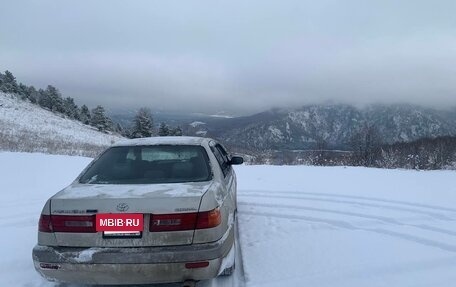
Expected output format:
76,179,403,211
150,213,197,232
50,215,96,233
149,207,221,232
38,215,52,232
196,207,221,229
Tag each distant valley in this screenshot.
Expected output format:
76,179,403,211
111,104,456,151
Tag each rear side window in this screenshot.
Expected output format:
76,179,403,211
79,145,212,184
211,144,230,176
216,144,229,161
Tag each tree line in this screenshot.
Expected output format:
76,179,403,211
242,123,456,170
346,124,456,170
0,70,118,133
127,107,183,138
0,70,183,138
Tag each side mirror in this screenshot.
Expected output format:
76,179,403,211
229,156,244,165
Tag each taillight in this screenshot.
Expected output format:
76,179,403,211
52,215,96,233
150,213,197,232
150,207,221,232
38,215,52,232
196,207,221,229
39,215,96,233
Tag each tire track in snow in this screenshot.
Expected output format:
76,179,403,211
239,192,454,220
241,210,456,253
239,201,456,237
241,189,456,213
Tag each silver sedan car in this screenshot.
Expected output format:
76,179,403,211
32,136,243,285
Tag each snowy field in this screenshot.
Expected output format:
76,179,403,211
1,152,456,287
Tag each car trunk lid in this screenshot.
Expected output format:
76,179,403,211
49,181,211,247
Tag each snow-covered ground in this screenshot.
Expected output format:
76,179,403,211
1,152,456,286
0,93,122,156
236,166,456,287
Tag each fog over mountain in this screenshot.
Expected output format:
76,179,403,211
1,0,456,114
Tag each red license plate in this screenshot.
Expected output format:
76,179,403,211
96,213,143,232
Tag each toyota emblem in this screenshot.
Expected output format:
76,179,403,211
116,203,129,212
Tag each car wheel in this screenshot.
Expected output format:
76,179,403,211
220,238,236,276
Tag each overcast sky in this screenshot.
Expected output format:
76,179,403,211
1,0,456,115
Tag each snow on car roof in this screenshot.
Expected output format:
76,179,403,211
112,136,213,147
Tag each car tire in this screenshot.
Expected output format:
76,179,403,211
220,236,236,276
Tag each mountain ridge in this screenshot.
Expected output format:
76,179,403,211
185,103,456,151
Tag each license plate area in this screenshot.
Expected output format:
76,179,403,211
96,213,144,238
103,231,142,238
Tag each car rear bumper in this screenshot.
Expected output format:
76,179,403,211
32,226,234,285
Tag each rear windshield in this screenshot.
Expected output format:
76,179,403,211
79,145,212,184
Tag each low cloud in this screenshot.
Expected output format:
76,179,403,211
1,0,456,114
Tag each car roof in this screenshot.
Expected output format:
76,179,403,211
112,136,214,147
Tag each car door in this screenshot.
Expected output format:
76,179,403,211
210,142,236,213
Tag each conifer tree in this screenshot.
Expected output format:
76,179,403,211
131,108,154,138
158,122,170,136
63,97,80,119
80,105,91,125
0,70,19,94
90,105,109,131
169,126,183,136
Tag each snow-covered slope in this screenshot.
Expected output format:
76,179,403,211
1,152,456,286
0,93,123,156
